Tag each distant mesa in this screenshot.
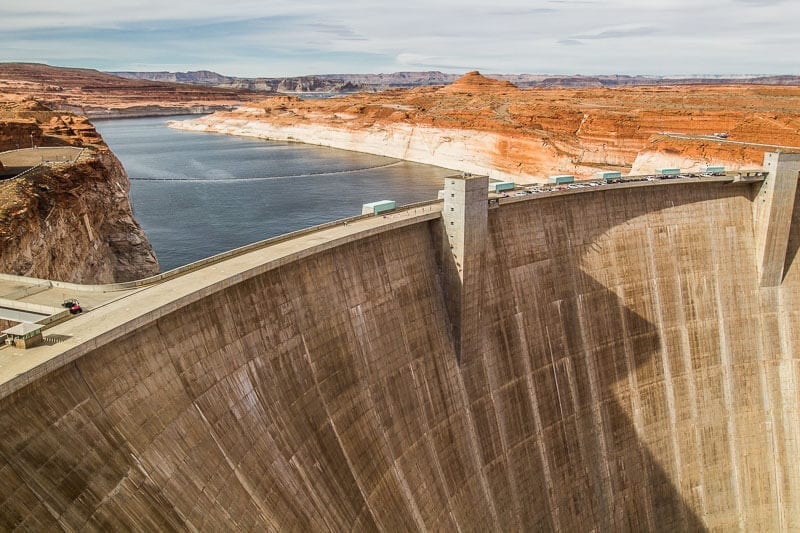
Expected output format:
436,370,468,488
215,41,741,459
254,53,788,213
0,62,260,118
442,70,518,93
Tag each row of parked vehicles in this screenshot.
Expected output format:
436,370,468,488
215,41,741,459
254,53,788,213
502,169,730,198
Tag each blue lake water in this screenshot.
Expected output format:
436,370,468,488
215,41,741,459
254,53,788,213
95,116,454,272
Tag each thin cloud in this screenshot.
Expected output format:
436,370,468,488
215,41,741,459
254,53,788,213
558,39,586,46
1,1,799,76
304,23,367,41
491,8,558,15
396,53,478,71
572,26,658,40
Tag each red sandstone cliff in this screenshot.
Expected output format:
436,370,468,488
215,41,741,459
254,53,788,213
0,101,159,282
173,72,800,180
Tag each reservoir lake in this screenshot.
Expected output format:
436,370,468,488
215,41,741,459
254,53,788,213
96,116,454,272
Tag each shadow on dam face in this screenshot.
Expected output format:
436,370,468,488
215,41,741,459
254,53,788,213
784,183,800,280
476,274,705,531
478,188,727,530
0,181,798,530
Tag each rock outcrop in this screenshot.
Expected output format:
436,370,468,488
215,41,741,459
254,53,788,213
0,101,159,283
441,70,517,94
0,150,159,282
172,73,800,182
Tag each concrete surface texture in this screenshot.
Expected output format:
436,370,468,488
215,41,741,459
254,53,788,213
755,152,800,286
441,174,488,364
0,178,799,530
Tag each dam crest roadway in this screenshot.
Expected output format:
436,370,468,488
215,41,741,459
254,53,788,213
0,152,799,530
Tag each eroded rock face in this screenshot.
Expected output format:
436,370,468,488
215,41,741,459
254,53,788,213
171,72,800,182
0,101,159,283
0,148,159,283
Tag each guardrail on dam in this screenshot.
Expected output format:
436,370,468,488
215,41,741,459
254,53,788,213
0,153,799,530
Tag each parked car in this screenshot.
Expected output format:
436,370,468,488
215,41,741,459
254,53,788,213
62,299,83,315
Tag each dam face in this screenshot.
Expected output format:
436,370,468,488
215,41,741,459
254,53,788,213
1,178,799,530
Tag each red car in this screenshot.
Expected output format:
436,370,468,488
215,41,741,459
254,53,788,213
62,299,83,315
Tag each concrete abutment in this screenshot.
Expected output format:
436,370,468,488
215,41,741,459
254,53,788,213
440,174,488,363
755,152,800,286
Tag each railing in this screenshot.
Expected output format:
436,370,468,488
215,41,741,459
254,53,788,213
0,197,445,293
0,148,87,182
2,163,44,181
493,171,765,207
0,146,84,158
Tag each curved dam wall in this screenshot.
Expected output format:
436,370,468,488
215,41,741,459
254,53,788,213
1,181,799,530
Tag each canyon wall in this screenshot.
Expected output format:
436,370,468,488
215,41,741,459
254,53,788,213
171,114,540,181
1,180,798,530
0,148,159,282
0,101,159,283
171,73,800,182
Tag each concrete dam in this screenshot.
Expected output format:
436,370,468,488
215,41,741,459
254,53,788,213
1,154,799,531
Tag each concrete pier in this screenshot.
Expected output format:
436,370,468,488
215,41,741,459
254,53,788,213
441,174,488,363
755,151,800,286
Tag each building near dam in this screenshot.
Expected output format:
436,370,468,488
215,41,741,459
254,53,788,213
0,153,799,530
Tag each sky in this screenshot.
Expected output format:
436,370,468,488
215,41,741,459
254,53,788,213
1,0,798,77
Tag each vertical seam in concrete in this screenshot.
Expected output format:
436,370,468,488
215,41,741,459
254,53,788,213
771,286,792,529
192,402,276,529
407,360,463,531
573,295,614,526
348,302,428,532
710,241,745,530
484,316,525,526
523,355,562,530
452,360,502,527
560,347,595,523
776,282,798,529
299,333,385,531
757,305,785,531
645,226,686,526
616,284,657,532
660,226,688,510
673,272,708,520
515,312,561,530
73,353,202,532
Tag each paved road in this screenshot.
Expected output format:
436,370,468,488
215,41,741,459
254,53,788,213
659,132,800,151
0,202,443,397
0,147,83,167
